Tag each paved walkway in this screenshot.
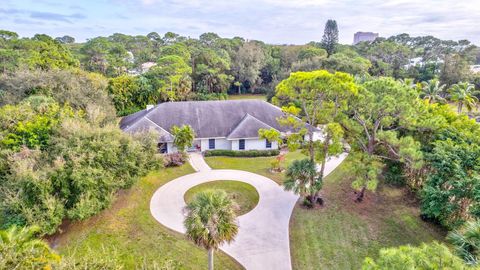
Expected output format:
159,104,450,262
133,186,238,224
188,152,211,171
150,152,348,270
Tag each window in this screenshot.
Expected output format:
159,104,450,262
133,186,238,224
239,139,245,150
266,139,272,149
209,139,215,149
158,143,167,154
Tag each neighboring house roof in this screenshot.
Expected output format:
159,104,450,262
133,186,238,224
120,100,317,142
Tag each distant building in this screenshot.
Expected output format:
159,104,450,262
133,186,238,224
140,62,157,73
353,32,379,45
471,65,480,74
405,57,424,68
127,62,157,76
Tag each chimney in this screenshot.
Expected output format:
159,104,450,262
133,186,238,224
146,104,154,111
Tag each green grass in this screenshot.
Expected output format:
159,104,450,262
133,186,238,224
184,180,259,216
207,152,446,270
51,164,243,270
228,94,267,101
289,156,446,270
205,151,307,184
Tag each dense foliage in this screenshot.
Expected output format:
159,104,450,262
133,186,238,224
448,220,480,266
0,226,60,269
0,97,160,234
3,28,477,117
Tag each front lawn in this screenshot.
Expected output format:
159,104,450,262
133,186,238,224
205,151,306,184
184,180,259,216
289,156,446,270
228,94,267,101
50,164,243,269
206,152,446,269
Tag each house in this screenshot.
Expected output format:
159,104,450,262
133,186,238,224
120,100,321,153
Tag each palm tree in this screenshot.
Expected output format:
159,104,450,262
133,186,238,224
449,82,479,113
283,158,322,207
421,79,447,103
447,220,480,265
399,78,417,90
0,226,60,269
184,190,239,270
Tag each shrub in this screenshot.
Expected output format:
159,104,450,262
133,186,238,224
383,160,406,186
0,117,160,235
362,242,466,269
0,226,61,269
204,149,280,157
163,152,187,167
270,154,286,172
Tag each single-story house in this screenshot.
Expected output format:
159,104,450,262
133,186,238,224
120,100,321,153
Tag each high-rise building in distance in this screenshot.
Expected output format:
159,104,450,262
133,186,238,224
353,32,379,44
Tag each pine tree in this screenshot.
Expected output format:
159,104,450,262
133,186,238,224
321,19,339,56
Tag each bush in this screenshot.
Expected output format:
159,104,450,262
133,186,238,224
204,149,280,157
383,160,406,186
0,226,61,269
163,152,187,167
0,114,160,235
362,242,466,269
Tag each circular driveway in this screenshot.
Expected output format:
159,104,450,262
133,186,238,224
150,169,298,270
150,152,348,270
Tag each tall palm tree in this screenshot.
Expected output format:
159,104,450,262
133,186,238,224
184,190,239,270
283,158,322,206
449,82,479,113
421,79,447,103
447,220,480,265
0,226,60,269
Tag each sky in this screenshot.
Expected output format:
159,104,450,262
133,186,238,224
1,0,479,45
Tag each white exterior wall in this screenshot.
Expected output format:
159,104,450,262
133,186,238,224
166,142,177,153
304,131,324,142
231,140,239,150
167,138,278,153
200,138,231,151
230,138,278,151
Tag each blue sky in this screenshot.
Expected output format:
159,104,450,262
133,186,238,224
1,0,479,45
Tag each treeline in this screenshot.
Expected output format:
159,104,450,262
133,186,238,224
2,28,479,116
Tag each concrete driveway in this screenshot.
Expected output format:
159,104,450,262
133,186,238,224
150,152,348,270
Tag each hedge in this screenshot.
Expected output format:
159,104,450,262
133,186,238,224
203,149,280,157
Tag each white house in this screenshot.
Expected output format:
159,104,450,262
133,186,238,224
471,65,480,74
120,100,321,153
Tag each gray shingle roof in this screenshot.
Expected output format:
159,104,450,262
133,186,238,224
120,100,316,142
123,117,173,141
227,113,275,139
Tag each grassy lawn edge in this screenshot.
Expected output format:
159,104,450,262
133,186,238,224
50,164,244,270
